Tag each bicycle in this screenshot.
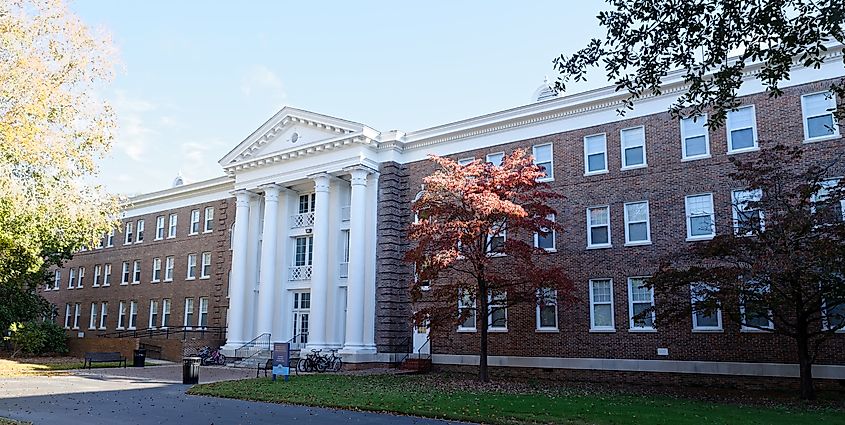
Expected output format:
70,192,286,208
197,346,226,366
297,349,328,373
325,349,343,372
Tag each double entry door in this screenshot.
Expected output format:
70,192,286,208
291,291,310,350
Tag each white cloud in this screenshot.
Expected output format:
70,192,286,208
240,65,285,99
111,90,158,161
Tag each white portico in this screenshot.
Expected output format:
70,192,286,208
219,108,381,359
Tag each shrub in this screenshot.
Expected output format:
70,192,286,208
9,321,68,357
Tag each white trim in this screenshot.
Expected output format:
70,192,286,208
457,290,477,332
586,206,611,248
620,126,647,169
627,276,655,331
690,284,723,332
732,188,764,236
532,143,554,181
583,133,608,175
623,201,651,245
801,91,840,141
535,288,558,331
485,151,505,166
588,278,615,331
680,114,710,160
726,105,759,153
533,214,556,251
685,193,715,240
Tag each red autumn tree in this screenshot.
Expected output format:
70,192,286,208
406,148,575,382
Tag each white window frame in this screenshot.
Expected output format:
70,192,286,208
161,299,171,328
620,126,647,169
690,284,723,332
103,263,111,286
73,303,81,329
93,265,101,287
168,213,178,238
117,301,126,330
486,152,504,166
740,301,774,331
89,302,98,330
485,223,507,256
164,256,174,282
151,257,162,283
627,277,656,331
533,214,556,251
132,260,141,284
457,290,477,332
200,252,212,279
68,268,75,289
124,222,133,244
584,133,608,175
106,229,114,247
64,304,71,328
204,207,214,232
589,279,615,332
487,291,508,332
586,206,611,249
680,114,711,160
532,143,554,181
53,270,61,291
457,157,475,166
155,215,165,240
183,298,194,327
190,209,200,235
135,219,144,243
186,254,197,280
685,194,715,241
128,300,138,330
535,288,558,332
99,302,108,329
198,297,209,328
623,201,651,246
149,300,159,329
732,189,764,236
76,266,85,288
801,91,839,141
726,105,759,153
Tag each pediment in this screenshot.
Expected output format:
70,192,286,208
219,107,367,166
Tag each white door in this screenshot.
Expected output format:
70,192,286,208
291,291,310,350
412,316,430,357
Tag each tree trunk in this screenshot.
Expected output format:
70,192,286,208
478,279,489,383
796,335,816,400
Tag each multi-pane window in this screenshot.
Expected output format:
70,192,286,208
93,265,101,287
812,179,845,224
691,284,722,331
589,279,614,331
190,209,200,234
486,152,504,166
620,126,646,168
73,303,81,329
68,268,75,289
726,106,758,152
685,194,715,239
623,201,651,245
64,304,71,328
628,277,655,330
168,213,178,238
823,298,845,332
155,215,165,240
198,297,209,328
802,92,838,140
486,222,506,254
732,189,764,236
124,222,133,244
584,133,608,174
534,214,556,251
200,252,212,278
103,264,111,286
488,292,508,331
132,260,141,283
184,298,195,327
298,193,316,214
536,288,558,331
99,302,108,329
204,207,214,232
96,235,103,249
680,115,710,159
107,229,114,247
741,298,774,330
152,258,162,282
164,256,174,282
294,237,314,266
187,254,197,279
458,291,476,331
53,270,61,291
161,299,171,328
128,300,138,329
457,157,475,166
587,206,611,248
532,143,553,181
89,303,98,329
149,300,159,328
117,301,126,329
136,219,144,243
77,266,85,288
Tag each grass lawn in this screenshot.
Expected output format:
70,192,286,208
0,418,31,425
188,374,845,425
0,357,163,377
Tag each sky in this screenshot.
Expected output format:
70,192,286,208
71,1,607,195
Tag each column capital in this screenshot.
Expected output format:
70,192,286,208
231,189,254,206
343,165,375,186
259,184,282,202
308,172,332,192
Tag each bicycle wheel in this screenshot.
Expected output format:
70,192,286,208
315,357,328,373
332,358,343,372
297,358,308,372
218,354,226,365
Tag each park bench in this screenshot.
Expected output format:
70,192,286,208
257,358,272,378
83,352,127,369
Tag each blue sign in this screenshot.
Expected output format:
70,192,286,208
271,342,291,382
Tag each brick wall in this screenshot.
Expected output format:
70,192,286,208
66,335,139,360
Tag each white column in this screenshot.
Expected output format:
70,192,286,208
307,173,331,349
363,171,379,351
224,190,252,349
256,184,280,337
343,167,370,352
273,188,294,342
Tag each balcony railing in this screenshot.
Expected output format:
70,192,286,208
341,205,351,222
339,262,349,278
289,265,312,281
291,212,314,228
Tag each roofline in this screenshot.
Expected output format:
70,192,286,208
124,175,234,209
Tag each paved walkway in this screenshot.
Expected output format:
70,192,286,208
0,366,462,425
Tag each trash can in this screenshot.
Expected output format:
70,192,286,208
133,349,147,367
182,357,201,384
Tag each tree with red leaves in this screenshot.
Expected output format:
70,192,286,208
406,149,575,382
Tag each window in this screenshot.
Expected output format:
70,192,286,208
200,252,212,278
624,201,651,245
732,189,764,236
103,264,111,286
164,256,174,282
152,258,161,282
488,292,507,331
532,143,553,181
53,270,61,291
76,266,85,288
802,92,838,140
64,304,71,328
691,284,722,331
204,207,214,232
124,222,133,244
106,229,114,247
198,297,208,327
457,157,475,166
621,126,646,168
584,133,608,174
168,213,177,238
823,298,845,332
587,206,611,248
73,303,81,329
812,179,845,225
685,194,715,239
93,265,101,287
726,106,758,152
161,299,171,328
96,235,103,249
741,297,774,330
149,300,159,328
589,279,615,331
486,222,506,255
458,291,476,331
99,302,108,329
117,301,126,329
155,215,165,240
184,298,194,327
680,115,710,159
187,254,197,279
486,152,504,166
298,193,316,214
190,209,200,234
534,214,556,251
136,219,144,243
68,268,75,289
536,288,558,331
89,303,98,329
128,300,138,329
132,260,141,283
294,237,314,267
628,277,655,330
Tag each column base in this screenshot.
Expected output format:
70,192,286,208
339,344,377,356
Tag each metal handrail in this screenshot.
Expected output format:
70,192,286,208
414,337,432,372
392,335,413,368
234,333,271,359
97,325,226,340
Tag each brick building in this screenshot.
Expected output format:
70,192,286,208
41,47,845,383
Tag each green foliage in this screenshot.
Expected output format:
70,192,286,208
9,321,68,357
0,273,51,334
